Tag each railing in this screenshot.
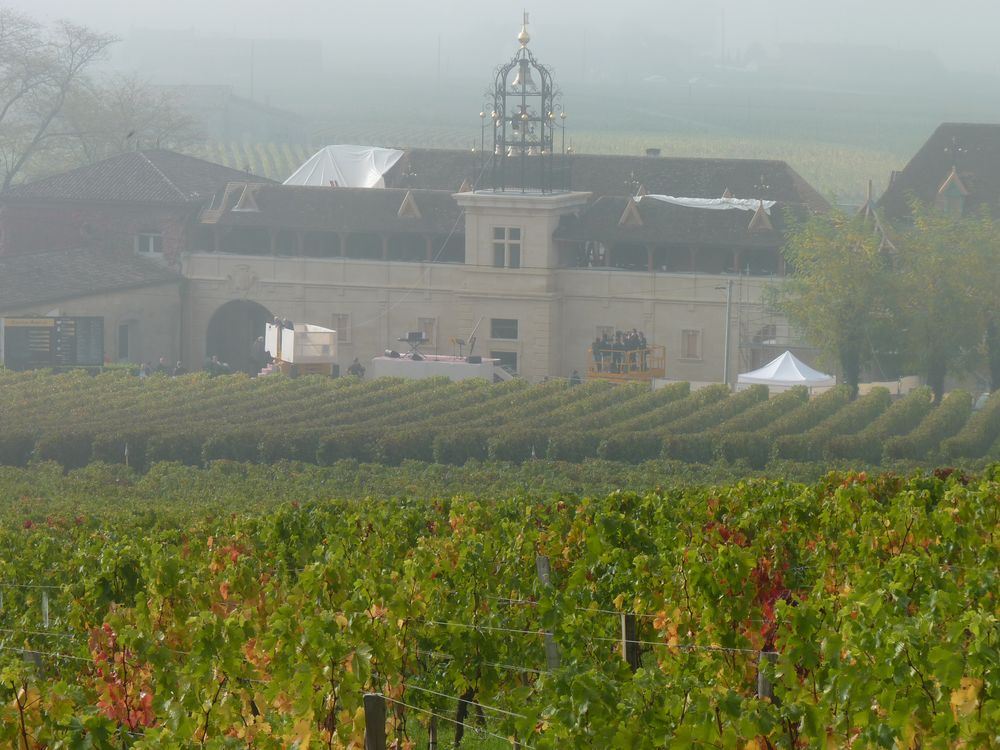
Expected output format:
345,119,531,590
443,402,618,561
587,346,665,382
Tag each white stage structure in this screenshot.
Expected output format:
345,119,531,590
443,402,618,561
371,353,510,382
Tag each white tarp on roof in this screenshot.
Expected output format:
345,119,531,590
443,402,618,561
283,145,404,188
639,195,776,214
737,350,836,387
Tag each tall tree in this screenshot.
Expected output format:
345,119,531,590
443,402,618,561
0,10,116,189
773,209,896,395
894,204,984,402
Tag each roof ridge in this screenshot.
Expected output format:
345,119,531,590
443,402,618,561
138,151,189,201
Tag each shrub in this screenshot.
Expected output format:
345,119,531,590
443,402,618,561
546,432,601,462
376,429,436,465
884,390,973,461
258,430,323,463
0,432,36,467
661,433,715,463
146,433,206,466
597,432,663,463
487,430,550,463
717,386,809,434
35,431,94,470
764,385,853,438
716,432,771,469
668,385,768,435
827,388,933,461
91,432,149,470
432,430,490,465
941,391,1000,459
774,388,892,461
316,431,378,464
202,432,261,463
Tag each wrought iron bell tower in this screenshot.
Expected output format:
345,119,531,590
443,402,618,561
484,13,568,193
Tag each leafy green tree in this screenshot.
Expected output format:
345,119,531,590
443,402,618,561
773,209,896,395
894,205,985,402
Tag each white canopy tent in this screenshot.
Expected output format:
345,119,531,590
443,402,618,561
737,351,836,392
283,145,404,188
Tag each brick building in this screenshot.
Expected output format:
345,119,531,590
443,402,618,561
0,150,262,262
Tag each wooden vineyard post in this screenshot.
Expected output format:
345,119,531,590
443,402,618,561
363,693,387,750
621,613,641,672
757,651,778,701
535,555,560,670
427,714,437,750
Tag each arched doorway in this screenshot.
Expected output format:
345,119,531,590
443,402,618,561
205,300,273,374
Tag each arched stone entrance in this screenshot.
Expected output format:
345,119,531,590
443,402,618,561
205,299,273,374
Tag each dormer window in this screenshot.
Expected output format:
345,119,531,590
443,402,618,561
136,231,163,256
935,167,969,216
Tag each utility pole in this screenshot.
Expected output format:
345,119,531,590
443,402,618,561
717,280,733,386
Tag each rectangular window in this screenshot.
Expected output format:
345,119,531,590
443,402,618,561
490,318,518,340
491,226,522,268
596,325,615,340
117,323,130,360
681,329,702,360
417,317,436,346
331,314,351,344
135,232,163,255
491,350,518,374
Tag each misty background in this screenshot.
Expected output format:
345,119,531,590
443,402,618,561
12,0,1000,202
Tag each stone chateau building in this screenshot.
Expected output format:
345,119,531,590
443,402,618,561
5,21,968,384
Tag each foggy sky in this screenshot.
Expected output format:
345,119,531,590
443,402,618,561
12,0,1000,76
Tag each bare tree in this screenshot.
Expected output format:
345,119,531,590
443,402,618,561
62,74,204,164
0,10,116,189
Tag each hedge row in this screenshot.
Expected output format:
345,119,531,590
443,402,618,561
941,391,1000,459
713,386,809,434
826,388,933,462
764,385,854,438
884,390,973,460
773,388,892,462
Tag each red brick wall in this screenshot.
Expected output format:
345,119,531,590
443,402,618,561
0,200,198,262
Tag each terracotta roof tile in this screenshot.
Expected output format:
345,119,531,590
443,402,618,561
3,150,267,204
0,247,180,311
878,123,1000,219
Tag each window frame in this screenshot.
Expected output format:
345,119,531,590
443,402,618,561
135,231,164,256
490,318,519,341
680,328,703,361
491,226,523,269
331,313,351,344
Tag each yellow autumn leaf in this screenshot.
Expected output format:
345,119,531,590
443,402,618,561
950,676,983,719
290,717,313,749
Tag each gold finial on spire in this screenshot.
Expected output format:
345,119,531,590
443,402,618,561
518,11,531,47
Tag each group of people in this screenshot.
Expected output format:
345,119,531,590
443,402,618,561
138,357,188,378
591,329,649,373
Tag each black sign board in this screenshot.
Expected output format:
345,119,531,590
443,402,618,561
2,317,104,370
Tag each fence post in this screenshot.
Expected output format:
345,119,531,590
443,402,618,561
41,590,49,629
427,714,437,750
757,651,777,701
621,613,641,672
535,555,560,670
363,693,387,750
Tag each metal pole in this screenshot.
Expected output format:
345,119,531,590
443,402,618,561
723,279,733,386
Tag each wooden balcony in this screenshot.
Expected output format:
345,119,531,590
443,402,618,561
587,346,665,382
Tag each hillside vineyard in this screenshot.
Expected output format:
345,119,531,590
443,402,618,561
1,371,998,469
